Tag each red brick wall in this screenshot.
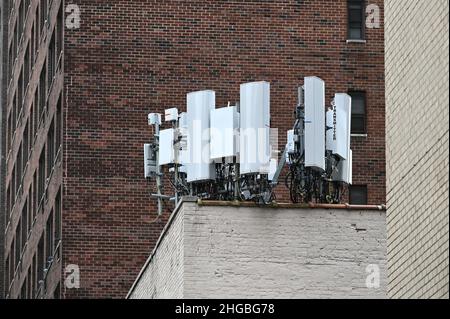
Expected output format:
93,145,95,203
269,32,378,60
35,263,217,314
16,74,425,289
63,0,385,298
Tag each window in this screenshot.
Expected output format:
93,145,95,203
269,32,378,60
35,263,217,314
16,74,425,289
349,185,368,205
37,236,44,282
349,91,366,134
39,62,47,121
15,225,20,268
33,172,38,218
40,0,48,35
9,247,14,285
21,200,28,252
56,5,63,58
348,0,365,40
6,187,11,222
7,113,12,152
18,1,24,41
18,70,23,117
34,89,39,136
24,44,30,89
17,143,22,189
55,189,62,248
12,91,17,129
47,120,55,177
27,267,32,299
31,23,35,63
24,121,29,168
46,210,54,262
38,151,45,206
48,32,56,87
56,95,62,152
5,256,10,292
31,254,37,298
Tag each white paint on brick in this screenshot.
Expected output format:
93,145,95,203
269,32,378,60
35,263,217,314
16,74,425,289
129,202,387,299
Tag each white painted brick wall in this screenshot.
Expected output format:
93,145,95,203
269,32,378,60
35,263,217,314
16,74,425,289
385,0,449,299
129,207,184,299
129,201,387,299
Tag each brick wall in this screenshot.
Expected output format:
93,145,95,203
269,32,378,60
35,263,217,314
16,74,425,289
385,0,449,298
129,200,387,299
0,0,9,299
63,0,385,298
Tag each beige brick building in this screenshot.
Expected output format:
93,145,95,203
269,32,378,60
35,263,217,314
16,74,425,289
385,0,449,298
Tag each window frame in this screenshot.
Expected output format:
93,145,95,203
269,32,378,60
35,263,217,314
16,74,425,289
349,185,368,205
349,91,367,135
347,0,366,40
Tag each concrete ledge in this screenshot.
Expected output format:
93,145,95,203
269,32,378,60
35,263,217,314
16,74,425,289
128,200,387,299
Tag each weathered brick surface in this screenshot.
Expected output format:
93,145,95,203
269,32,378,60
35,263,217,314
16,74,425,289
64,0,385,298
3,0,386,299
129,201,387,299
385,0,449,299
0,0,9,299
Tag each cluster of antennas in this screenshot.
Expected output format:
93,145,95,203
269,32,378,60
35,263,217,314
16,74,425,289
145,77,352,215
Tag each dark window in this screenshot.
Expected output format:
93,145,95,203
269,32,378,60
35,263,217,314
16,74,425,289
54,282,61,299
18,70,23,117
27,267,32,299
33,172,37,219
55,189,62,248
23,121,29,168
37,236,44,283
57,5,63,59
348,0,365,40
349,91,366,134
21,200,28,252
12,91,17,129
56,95,62,152
46,210,54,262
18,1,24,39
31,23,35,63
9,246,14,285
7,113,12,152
39,61,47,121
17,143,22,189
32,254,37,298
5,256,10,293
38,151,45,207
47,120,55,177
6,187,11,222
48,32,56,87
34,89,39,136
349,185,368,205
24,45,30,89
15,225,20,268
40,0,48,35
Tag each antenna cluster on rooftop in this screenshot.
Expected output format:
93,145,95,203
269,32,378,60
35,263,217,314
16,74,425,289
145,77,352,215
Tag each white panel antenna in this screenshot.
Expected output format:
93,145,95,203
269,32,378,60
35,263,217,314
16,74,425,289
304,77,325,171
239,81,271,175
186,90,216,183
210,106,240,161
159,129,175,166
326,94,351,160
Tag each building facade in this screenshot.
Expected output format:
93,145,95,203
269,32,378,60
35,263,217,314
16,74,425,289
1,0,385,299
128,200,387,299
385,0,449,298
